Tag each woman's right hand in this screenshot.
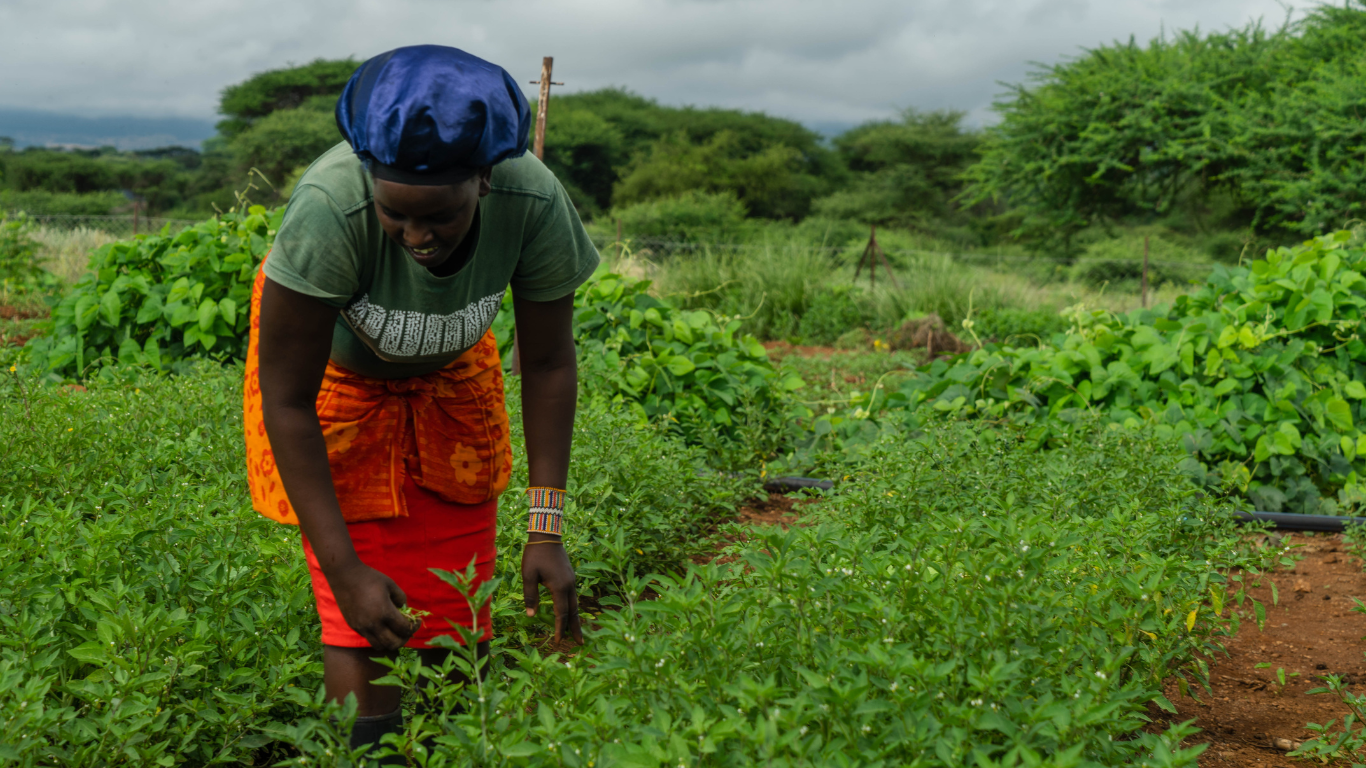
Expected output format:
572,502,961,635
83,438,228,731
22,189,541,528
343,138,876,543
328,562,416,651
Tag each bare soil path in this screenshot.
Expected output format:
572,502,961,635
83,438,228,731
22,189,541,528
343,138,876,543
1152,533,1366,765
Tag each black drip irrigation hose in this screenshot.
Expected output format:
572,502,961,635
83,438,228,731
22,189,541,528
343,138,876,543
762,477,834,493
1233,511,1366,533
763,477,1366,533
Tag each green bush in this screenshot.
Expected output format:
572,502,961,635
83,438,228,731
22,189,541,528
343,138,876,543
961,4,1366,251
1070,231,1213,290
0,363,319,767
284,418,1273,767
656,241,845,340
0,213,61,296
25,206,279,377
499,384,750,593
0,190,128,216
971,306,1069,345
883,230,1366,514
611,190,750,247
0,359,749,766
563,272,806,464
795,283,871,344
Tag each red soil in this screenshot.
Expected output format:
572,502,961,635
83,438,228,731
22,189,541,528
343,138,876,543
1152,533,1366,765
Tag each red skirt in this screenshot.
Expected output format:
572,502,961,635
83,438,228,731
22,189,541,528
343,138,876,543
303,475,497,648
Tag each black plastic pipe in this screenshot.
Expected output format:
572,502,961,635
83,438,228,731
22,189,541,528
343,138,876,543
762,477,834,493
762,477,1366,533
1233,511,1366,533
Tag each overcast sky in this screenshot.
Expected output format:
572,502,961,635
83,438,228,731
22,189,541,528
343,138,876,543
1,0,1303,131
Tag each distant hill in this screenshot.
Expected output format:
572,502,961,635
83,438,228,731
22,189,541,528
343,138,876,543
0,107,215,150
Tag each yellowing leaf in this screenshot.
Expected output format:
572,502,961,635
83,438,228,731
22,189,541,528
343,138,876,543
1186,608,1198,631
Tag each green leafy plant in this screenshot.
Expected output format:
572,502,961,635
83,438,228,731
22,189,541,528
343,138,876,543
842,230,1366,514
1254,662,1299,696
0,355,751,765
25,205,280,377
1295,672,1366,762
494,271,807,464
282,417,1271,767
0,362,318,767
0,212,61,296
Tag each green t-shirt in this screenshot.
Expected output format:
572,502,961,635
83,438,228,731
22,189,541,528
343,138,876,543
265,142,599,379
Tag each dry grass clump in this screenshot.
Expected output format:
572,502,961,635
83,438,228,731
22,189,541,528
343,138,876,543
31,226,117,283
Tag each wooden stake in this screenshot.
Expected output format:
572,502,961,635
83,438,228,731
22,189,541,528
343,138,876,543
1142,235,1150,309
514,57,564,375
854,224,874,282
854,224,898,289
530,57,563,161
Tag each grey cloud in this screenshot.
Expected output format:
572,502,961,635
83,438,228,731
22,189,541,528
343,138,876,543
0,0,1300,130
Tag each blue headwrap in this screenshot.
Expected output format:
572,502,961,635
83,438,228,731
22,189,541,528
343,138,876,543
336,45,531,185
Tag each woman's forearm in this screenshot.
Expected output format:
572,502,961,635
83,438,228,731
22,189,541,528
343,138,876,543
263,403,360,577
257,277,359,579
519,356,577,495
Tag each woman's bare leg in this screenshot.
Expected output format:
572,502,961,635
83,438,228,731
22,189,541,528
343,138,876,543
323,645,403,715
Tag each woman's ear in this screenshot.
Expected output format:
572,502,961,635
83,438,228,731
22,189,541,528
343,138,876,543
477,166,493,197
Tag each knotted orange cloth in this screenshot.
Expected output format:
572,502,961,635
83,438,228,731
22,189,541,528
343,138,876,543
243,261,512,524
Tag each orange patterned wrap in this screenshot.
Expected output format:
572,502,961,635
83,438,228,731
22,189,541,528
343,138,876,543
243,261,513,525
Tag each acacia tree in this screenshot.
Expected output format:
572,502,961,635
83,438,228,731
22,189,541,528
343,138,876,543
814,109,981,230
963,3,1366,254
1221,3,1366,235
961,23,1285,254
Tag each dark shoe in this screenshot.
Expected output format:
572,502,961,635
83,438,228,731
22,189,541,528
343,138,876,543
350,707,405,766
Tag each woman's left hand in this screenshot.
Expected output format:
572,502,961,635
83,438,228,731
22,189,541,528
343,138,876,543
521,536,582,644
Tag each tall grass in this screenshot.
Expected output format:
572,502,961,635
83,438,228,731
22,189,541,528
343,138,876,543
31,225,117,283
647,236,1201,345
654,240,835,339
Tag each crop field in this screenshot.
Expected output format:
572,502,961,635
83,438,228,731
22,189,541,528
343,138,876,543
1,354,1280,767
10,5,1366,763
21,192,1366,764
10,178,1366,765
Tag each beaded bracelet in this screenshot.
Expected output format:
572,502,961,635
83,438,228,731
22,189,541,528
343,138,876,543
527,487,567,536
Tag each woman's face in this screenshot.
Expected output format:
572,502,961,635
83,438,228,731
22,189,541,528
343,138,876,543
372,169,491,272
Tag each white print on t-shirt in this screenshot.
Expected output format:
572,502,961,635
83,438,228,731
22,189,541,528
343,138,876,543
343,290,506,360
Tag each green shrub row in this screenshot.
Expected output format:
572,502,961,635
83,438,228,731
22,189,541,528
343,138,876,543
25,206,279,377
818,230,1366,514
279,418,1274,767
0,361,747,767
0,213,61,296
492,273,805,463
